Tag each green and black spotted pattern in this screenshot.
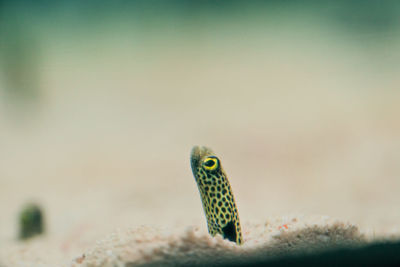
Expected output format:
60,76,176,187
190,146,243,245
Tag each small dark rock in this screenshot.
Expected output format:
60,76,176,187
18,203,45,240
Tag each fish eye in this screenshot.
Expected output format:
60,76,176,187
203,157,218,170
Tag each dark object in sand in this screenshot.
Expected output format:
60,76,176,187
226,241,400,267
136,241,400,267
19,203,45,240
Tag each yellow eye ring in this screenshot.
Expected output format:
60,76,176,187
203,157,219,170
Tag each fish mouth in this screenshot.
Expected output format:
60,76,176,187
190,146,214,177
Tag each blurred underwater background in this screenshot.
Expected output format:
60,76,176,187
0,0,400,264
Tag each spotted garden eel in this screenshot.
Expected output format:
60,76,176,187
190,146,243,245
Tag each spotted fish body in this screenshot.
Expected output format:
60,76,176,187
190,146,243,245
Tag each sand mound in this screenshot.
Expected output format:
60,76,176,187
72,216,365,267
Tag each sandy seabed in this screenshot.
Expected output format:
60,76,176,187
2,215,368,267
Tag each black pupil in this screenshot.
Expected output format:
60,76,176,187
205,159,215,167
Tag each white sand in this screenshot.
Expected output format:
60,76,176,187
2,216,366,267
